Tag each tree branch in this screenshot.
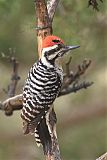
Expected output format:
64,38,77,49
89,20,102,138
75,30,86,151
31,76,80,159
34,0,52,56
96,152,107,160
60,58,93,96
59,81,93,97
47,0,60,22
1,49,20,97
0,94,22,116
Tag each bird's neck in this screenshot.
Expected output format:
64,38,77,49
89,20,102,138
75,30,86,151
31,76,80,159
41,56,55,68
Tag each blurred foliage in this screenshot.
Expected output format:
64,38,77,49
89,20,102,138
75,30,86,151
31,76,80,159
0,0,106,160
0,0,106,64
59,117,106,160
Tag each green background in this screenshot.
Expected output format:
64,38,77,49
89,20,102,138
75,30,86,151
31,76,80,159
0,0,106,160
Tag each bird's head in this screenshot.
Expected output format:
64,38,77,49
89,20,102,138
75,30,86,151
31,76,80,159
41,35,80,66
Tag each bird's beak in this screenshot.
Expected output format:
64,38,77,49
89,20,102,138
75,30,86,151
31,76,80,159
58,45,80,57
64,45,80,52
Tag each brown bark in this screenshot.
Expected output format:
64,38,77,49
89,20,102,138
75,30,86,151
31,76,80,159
0,94,22,116
34,0,52,57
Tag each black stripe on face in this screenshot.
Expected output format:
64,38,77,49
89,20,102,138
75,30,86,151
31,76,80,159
45,44,64,56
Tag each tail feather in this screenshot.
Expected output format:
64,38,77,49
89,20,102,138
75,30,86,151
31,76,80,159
22,110,46,135
36,118,52,154
22,112,52,154
34,129,41,147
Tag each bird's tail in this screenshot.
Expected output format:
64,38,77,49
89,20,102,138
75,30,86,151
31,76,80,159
22,118,52,154
35,117,52,154
22,109,53,155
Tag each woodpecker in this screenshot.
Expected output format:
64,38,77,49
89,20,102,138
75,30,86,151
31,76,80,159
21,35,79,152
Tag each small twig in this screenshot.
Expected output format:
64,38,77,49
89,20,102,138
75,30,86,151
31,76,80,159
72,59,91,80
8,56,20,97
59,81,94,97
62,59,92,90
1,49,20,97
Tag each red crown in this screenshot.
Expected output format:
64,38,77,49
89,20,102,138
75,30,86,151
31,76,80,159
42,35,64,48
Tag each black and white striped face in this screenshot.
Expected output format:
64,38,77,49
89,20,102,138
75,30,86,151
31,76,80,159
42,43,65,62
41,43,80,66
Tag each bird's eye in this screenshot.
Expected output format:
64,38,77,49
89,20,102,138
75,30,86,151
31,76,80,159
52,39,60,43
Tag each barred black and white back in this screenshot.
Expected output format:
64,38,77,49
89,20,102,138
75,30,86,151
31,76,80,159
21,45,63,147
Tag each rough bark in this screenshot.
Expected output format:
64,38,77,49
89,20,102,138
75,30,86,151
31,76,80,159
47,0,60,21
35,0,52,57
0,94,22,116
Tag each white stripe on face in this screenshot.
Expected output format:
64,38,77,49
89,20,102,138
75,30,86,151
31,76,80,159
41,45,59,67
